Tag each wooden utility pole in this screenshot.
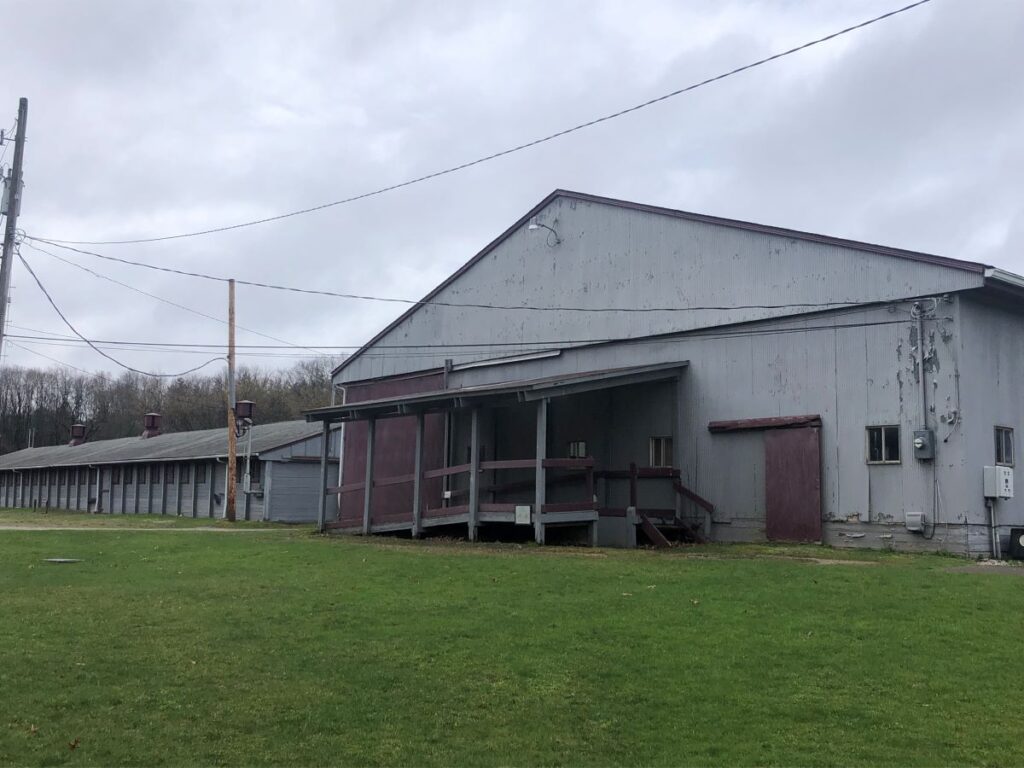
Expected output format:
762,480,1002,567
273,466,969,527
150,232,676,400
0,98,28,361
226,278,237,522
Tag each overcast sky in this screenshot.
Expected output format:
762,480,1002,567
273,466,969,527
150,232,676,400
1,0,1021,376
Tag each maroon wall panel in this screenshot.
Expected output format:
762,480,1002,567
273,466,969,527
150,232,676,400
764,427,822,542
339,372,445,526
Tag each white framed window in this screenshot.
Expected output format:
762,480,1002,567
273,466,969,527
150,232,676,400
867,425,901,464
996,427,1014,467
649,436,673,468
567,440,587,459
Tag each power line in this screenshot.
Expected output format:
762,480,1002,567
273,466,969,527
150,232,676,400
22,240,327,355
32,0,932,247
7,316,912,360
25,237,870,314
15,249,224,378
6,341,116,382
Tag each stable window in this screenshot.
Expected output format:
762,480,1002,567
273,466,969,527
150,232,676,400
77,469,85,486
112,466,121,484
124,466,134,485
150,465,161,484
649,436,673,468
165,465,175,484
996,427,1014,466
867,426,901,464
196,464,207,484
567,440,587,459
180,465,191,484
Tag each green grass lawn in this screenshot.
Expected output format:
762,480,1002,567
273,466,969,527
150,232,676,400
0,508,300,529
1,525,1022,767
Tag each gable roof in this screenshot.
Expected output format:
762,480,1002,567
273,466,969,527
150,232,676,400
0,420,328,471
334,189,992,377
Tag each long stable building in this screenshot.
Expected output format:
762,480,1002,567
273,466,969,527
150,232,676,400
0,419,339,522
305,190,1024,556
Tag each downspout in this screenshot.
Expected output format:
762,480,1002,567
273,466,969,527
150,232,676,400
333,384,346,520
987,498,1000,560
914,300,940,541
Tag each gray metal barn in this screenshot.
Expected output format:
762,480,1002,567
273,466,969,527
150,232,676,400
0,420,339,522
305,190,1024,557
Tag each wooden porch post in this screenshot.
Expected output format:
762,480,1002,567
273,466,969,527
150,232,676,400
468,406,480,542
534,398,548,545
412,412,424,538
362,417,375,535
316,420,331,533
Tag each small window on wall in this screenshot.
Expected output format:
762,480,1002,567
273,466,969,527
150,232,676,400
196,464,207,484
649,436,673,468
112,466,122,484
150,465,160,484
567,441,587,459
180,465,191,484
996,427,1014,466
165,465,175,484
867,426,901,464
124,466,134,485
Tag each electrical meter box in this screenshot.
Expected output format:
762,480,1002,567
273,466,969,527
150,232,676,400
984,466,1014,499
913,429,935,460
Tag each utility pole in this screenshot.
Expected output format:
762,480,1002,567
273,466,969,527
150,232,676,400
0,98,28,361
226,278,237,522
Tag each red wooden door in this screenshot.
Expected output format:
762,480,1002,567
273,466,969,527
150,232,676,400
765,427,822,542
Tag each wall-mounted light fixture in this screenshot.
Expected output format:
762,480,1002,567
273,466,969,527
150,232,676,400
527,220,561,246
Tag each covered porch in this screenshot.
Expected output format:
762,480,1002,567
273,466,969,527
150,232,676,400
306,362,713,546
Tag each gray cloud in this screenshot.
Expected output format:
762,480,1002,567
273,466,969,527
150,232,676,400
2,0,1021,375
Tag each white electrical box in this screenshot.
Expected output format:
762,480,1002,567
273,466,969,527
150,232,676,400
514,505,532,526
905,511,926,532
984,466,1014,499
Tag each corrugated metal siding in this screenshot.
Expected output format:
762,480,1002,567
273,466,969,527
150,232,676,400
957,294,1024,556
439,301,973,552
338,197,984,383
266,462,322,522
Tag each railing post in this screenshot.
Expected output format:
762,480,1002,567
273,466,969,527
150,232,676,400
362,418,376,535
468,407,481,542
534,398,548,545
316,420,331,533
629,462,638,510
412,412,424,538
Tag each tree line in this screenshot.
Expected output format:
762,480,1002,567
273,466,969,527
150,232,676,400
0,358,340,454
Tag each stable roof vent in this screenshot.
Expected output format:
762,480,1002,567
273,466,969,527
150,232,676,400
141,412,162,439
68,424,86,447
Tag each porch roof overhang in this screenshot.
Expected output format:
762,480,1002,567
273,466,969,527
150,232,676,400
305,361,688,423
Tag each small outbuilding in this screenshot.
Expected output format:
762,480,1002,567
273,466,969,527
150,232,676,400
0,417,339,522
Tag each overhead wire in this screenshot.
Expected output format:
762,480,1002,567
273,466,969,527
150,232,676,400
5,316,913,361
22,240,329,355
25,238,869,314
15,248,225,378
32,0,932,246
